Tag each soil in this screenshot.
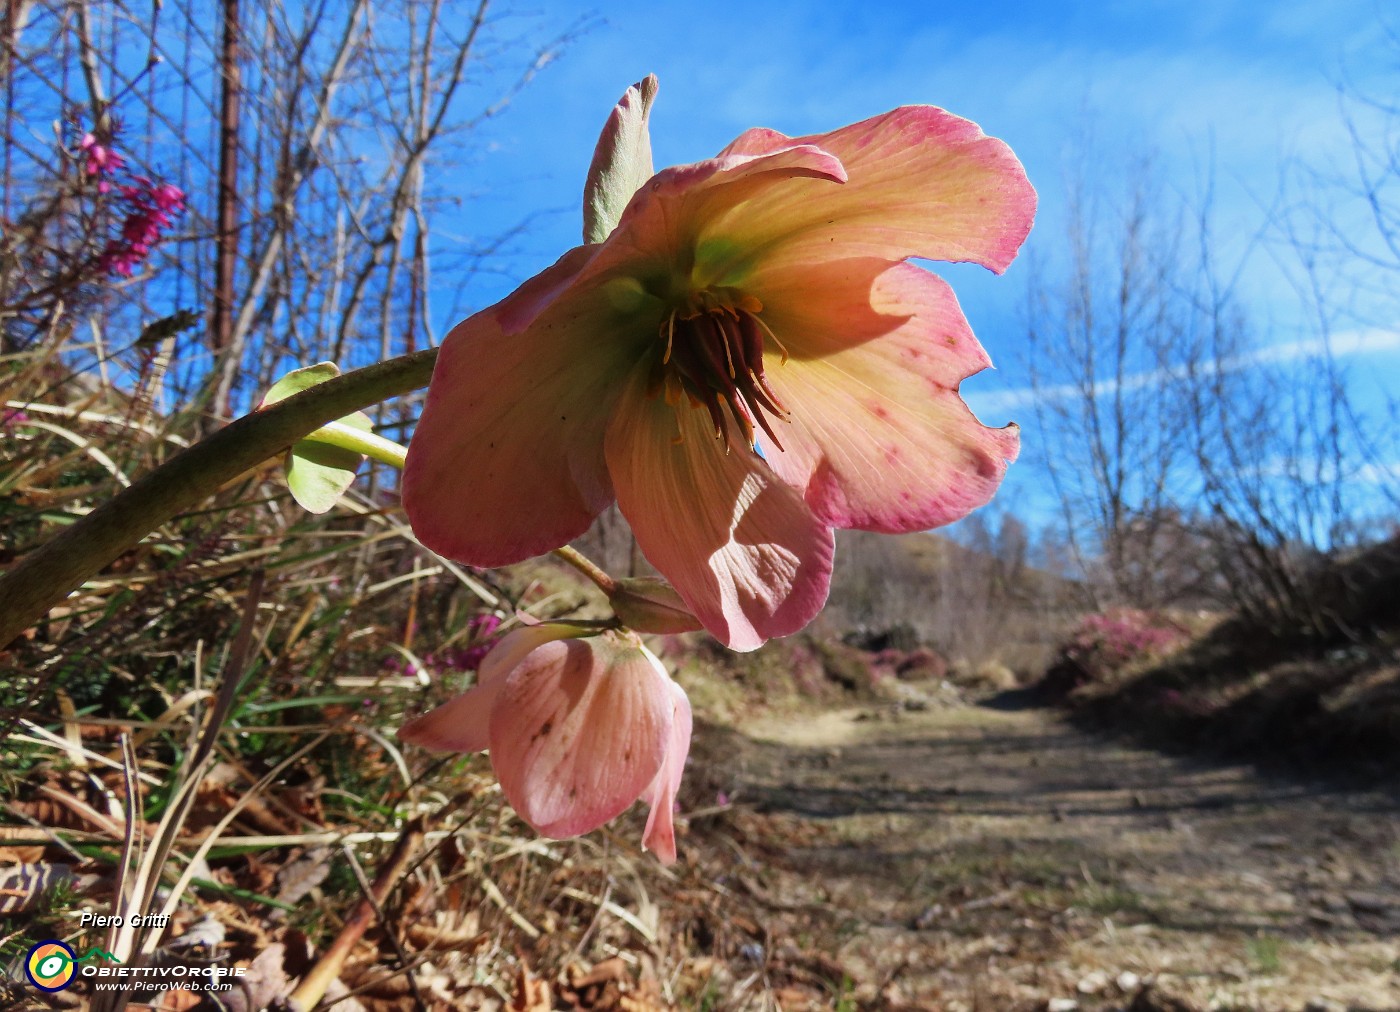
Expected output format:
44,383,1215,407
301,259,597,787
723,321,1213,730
695,690,1400,1011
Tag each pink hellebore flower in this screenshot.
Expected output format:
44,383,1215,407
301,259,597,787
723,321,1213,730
398,624,693,863
404,78,1035,650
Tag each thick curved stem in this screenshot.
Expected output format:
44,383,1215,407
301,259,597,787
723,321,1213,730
0,349,438,649
552,544,618,595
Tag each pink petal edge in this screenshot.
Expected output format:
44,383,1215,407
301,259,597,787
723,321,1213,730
703,105,1036,280
754,260,1019,532
397,679,503,754
402,247,632,568
641,668,693,865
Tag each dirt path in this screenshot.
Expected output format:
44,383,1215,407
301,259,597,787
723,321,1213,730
710,697,1400,1011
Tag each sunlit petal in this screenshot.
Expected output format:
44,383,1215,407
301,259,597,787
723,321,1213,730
604,372,834,651
754,261,1019,531
705,106,1035,281
403,247,638,567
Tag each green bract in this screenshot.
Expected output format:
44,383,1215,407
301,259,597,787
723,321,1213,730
261,362,373,514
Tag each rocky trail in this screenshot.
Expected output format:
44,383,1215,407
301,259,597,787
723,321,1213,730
702,695,1400,1011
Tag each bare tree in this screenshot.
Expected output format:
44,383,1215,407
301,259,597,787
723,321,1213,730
1024,138,1380,631
1024,153,1201,607
0,0,577,426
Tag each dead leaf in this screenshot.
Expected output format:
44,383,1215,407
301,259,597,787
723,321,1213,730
195,942,291,1012
403,921,489,953
509,961,551,1012
568,957,627,991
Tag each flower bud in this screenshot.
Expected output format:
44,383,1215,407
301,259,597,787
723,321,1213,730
607,577,702,634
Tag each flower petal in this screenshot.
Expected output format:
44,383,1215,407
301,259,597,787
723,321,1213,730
641,667,692,865
397,623,583,753
604,371,834,651
707,106,1035,279
583,75,658,244
588,145,846,283
477,622,587,687
489,636,672,839
403,247,639,567
755,260,1019,532
398,680,502,754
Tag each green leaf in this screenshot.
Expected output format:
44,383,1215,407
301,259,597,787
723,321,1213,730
261,362,373,514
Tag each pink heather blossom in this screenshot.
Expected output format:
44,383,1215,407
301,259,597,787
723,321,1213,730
78,132,125,179
403,78,1035,651
151,183,185,213
97,177,186,278
399,623,692,862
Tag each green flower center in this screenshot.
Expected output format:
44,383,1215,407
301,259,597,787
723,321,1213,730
650,290,789,451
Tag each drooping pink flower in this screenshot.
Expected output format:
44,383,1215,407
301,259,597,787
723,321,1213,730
398,623,693,862
404,78,1035,650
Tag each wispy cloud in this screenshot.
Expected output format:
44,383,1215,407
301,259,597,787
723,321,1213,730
969,327,1400,415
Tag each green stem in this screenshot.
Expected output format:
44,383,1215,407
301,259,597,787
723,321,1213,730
293,431,620,599
552,544,618,595
302,420,408,470
0,349,438,649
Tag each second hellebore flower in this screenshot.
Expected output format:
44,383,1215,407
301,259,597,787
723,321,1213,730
399,623,693,863
404,78,1036,650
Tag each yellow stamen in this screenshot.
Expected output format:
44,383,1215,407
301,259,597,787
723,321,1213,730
749,311,790,365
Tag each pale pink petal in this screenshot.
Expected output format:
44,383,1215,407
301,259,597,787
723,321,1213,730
398,680,502,754
716,127,791,158
403,247,640,567
476,622,585,687
397,623,581,753
754,261,1019,532
641,670,692,865
702,106,1035,280
603,371,834,651
585,145,846,283
489,637,672,838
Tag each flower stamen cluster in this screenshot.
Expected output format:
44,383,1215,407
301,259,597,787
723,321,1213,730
654,292,789,450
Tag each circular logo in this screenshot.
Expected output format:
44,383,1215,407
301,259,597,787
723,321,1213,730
24,940,76,992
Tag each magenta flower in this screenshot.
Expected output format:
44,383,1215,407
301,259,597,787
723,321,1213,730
79,132,125,181
399,623,692,862
97,177,186,278
404,79,1035,650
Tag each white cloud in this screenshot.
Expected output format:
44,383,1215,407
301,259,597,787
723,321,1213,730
970,327,1400,415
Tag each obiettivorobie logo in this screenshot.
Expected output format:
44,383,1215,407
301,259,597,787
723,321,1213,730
15,937,245,994
24,941,121,992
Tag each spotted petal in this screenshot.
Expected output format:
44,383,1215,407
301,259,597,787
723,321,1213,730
754,260,1019,532
489,636,672,839
604,371,834,651
709,106,1035,280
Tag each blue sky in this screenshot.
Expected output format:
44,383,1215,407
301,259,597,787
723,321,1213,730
446,0,1397,530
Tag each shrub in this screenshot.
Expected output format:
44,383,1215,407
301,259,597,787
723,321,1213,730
1045,608,1187,692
